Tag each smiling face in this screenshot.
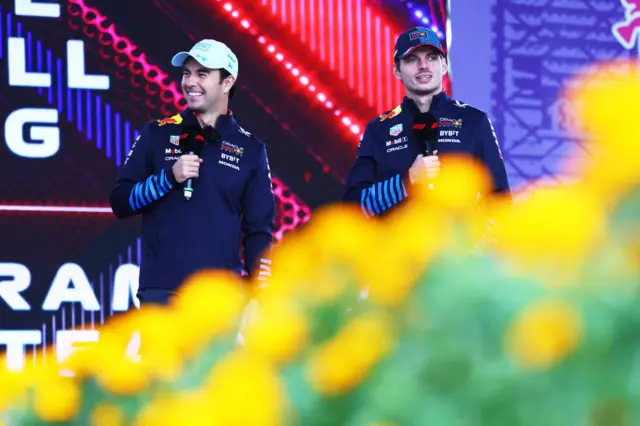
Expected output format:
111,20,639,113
394,45,448,97
181,57,235,113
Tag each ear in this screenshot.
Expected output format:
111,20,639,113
223,76,236,95
393,62,402,81
441,56,448,76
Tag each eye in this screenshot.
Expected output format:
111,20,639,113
199,72,208,78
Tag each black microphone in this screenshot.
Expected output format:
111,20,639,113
412,112,439,156
179,125,206,200
202,125,221,144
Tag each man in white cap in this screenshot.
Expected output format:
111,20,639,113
109,39,275,305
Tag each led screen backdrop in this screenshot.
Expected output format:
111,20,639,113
0,0,450,370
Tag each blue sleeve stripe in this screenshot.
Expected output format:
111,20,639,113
376,182,386,212
128,170,175,212
162,169,173,190
152,175,165,197
136,183,145,208
360,190,370,218
364,189,375,216
143,179,153,205
381,180,392,209
402,179,408,197
133,183,141,209
389,175,398,205
146,175,158,201
396,176,404,201
157,170,168,193
370,185,382,214
129,184,138,211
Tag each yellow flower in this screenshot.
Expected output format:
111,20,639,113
420,154,493,212
129,307,184,381
133,391,215,426
496,185,606,272
306,204,380,263
505,299,581,369
94,348,149,395
32,373,81,422
242,300,308,365
0,366,29,412
170,270,247,354
307,312,394,395
205,349,288,426
90,404,126,426
265,205,377,305
564,60,640,198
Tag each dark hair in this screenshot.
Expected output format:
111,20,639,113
219,69,236,100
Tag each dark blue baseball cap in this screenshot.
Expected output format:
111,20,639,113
394,27,445,59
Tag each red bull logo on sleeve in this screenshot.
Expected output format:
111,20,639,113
157,114,183,126
612,0,640,54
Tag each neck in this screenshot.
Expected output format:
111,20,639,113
406,89,442,113
194,103,228,128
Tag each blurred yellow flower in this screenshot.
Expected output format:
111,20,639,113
306,204,380,263
307,311,394,395
564,60,640,198
242,300,308,365
95,347,150,395
90,403,125,426
206,349,288,426
420,154,492,212
32,373,80,422
133,391,214,426
170,270,247,354
0,366,29,412
505,299,581,369
129,307,184,381
496,185,606,273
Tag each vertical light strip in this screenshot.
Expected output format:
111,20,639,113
356,0,363,98
347,0,354,89
384,25,392,109
366,7,373,107
281,0,286,24
328,0,335,71
310,0,316,51
375,16,382,112
319,0,325,60
291,0,296,34
338,0,345,80
271,0,276,16
301,0,306,42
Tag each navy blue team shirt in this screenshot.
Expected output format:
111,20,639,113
343,92,511,217
109,108,275,292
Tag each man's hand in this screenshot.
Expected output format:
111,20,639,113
409,151,440,184
172,155,202,184
423,151,440,179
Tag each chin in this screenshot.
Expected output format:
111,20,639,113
187,101,205,112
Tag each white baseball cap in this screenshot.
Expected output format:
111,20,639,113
171,39,239,78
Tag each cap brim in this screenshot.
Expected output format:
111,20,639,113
400,43,445,58
171,52,198,67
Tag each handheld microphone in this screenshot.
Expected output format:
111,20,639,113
179,125,206,201
412,113,439,156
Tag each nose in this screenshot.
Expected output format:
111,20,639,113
417,57,431,70
183,73,197,87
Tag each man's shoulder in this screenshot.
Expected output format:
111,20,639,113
227,121,264,147
365,103,405,130
440,97,488,120
155,112,185,127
